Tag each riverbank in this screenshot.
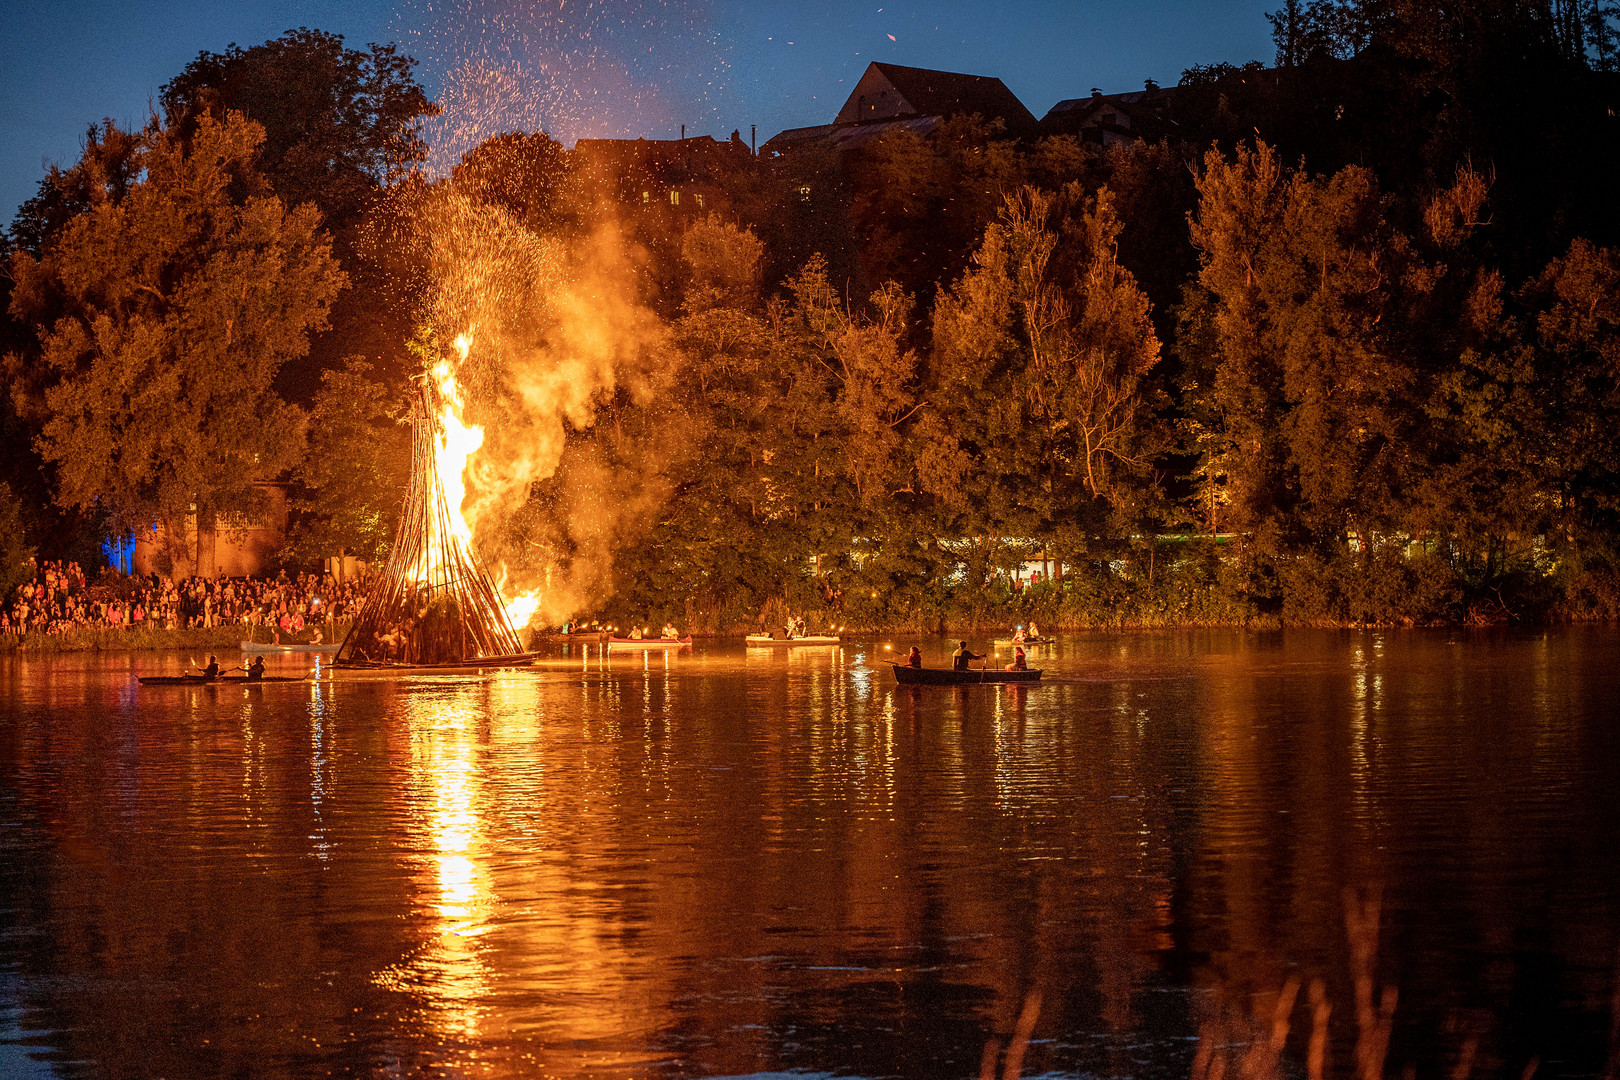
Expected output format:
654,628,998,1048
0,624,352,653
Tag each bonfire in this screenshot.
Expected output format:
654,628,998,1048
335,340,534,668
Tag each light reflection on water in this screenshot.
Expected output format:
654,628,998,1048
0,629,1618,1079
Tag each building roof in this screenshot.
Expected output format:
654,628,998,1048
760,116,941,157
762,62,1046,157
834,62,1037,134
1039,83,1182,140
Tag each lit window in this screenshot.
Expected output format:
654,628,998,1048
798,185,811,202
670,189,680,205
695,193,705,209
642,190,650,203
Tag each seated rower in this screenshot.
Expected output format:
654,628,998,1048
1007,645,1028,671
1012,626,1026,644
661,622,679,639
246,656,266,680
200,655,221,680
952,641,984,672
1027,621,1041,640
906,646,923,669
629,626,643,640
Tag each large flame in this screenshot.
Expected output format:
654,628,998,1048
433,334,483,551
435,332,543,629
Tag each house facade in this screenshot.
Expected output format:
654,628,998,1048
762,61,1038,157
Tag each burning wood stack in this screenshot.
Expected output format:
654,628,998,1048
334,373,530,668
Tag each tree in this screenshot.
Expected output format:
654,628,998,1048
7,112,346,572
0,484,36,601
283,359,410,562
934,185,1163,524
8,122,145,255
449,131,572,235
161,28,435,232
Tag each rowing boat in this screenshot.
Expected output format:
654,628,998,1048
990,636,1055,647
606,636,692,651
138,675,308,685
888,662,1041,685
744,635,841,647
240,641,342,655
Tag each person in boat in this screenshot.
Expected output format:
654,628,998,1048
1028,621,1041,640
246,656,266,680
906,646,923,669
1007,645,1028,671
629,625,643,640
952,641,984,672
199,655,221,680
661,622,679,639
1012,626,1026,644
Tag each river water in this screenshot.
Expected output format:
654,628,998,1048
1,629,1617,1079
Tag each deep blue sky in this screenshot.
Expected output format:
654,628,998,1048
0,0,1275,225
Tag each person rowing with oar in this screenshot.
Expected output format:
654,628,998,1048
952,640,985,673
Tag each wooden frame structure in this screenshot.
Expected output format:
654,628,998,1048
335,383,534,668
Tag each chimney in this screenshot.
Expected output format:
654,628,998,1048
1145,77,1159,92
680,124,686,140
1090,87,1103,98
751,124,757,155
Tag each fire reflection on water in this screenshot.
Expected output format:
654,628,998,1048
3,634,1620,1078
374,687,493,1040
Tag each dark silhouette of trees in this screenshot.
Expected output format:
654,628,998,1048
160,28,434,232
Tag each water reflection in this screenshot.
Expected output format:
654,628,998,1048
0,631,1617,1078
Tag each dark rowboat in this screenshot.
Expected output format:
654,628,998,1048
888,662,1042,685
138,675,309,686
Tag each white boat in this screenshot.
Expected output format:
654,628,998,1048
744,635,841,647
240,641,343,655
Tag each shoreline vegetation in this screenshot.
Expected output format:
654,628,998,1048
8,596,1618,655
5,16,1620,644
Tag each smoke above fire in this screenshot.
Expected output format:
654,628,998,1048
378,0,741,626
405,169,676,626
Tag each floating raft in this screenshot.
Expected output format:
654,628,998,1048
240,641,342,655
330,652,541,671
888,662,1042,685
744,635,841,647
606,636,692,651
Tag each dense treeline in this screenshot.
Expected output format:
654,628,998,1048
4,4,1619,630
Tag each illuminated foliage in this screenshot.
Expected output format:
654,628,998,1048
8,112,345,567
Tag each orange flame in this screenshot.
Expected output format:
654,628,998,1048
433,332,543,629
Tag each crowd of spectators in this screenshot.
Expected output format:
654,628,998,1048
2,558,375,640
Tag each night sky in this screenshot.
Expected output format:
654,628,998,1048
0,0,1274,224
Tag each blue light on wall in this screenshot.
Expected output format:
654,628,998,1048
102,533,136,575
